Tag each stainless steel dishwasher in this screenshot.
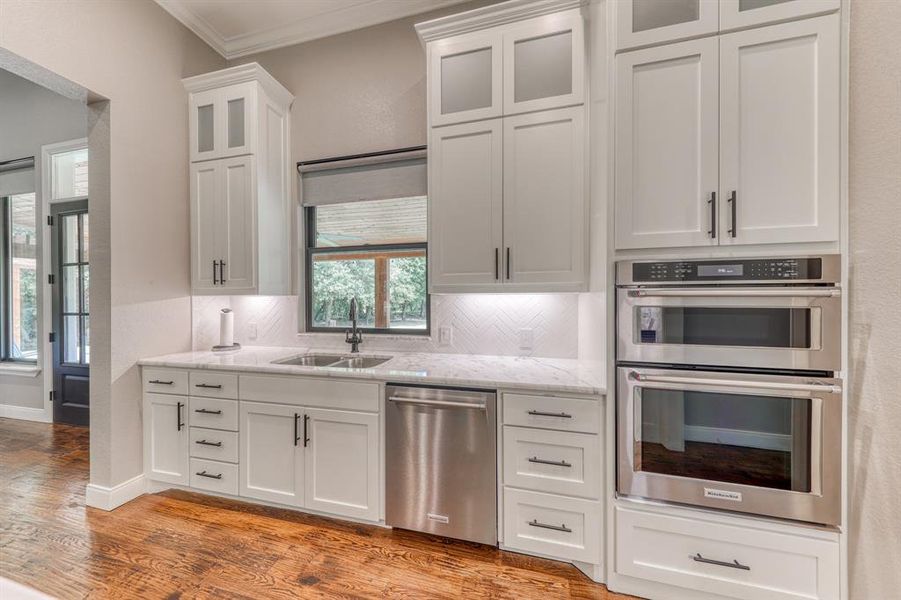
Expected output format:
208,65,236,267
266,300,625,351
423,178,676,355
385,384,497,546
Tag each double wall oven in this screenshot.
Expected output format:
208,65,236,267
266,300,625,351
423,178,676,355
616,256,842,526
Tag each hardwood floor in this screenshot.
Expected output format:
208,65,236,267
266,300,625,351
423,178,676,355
0,418,637,599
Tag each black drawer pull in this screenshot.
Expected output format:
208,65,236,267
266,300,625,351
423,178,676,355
195,383,223,389
692,553,750,571
149,379,174,385
528,457,572,468
195,470,222,480
194,408,222,415
528,519,571,533
195,440,222,447
527,410,573,419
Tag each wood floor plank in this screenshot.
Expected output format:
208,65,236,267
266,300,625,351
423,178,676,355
0,418,640,599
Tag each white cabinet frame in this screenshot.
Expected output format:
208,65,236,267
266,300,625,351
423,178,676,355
616,0,719,52
429,31,504,127
719,0,840,31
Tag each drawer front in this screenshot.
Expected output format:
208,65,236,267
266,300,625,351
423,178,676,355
503,426,600,499
143,368,188,395
189,371,238,399
240,375,379,412
503,393,599,433
189,458,239,495
189,427,238,463
615,506,840,600
503,488,600,563
189,397,239,431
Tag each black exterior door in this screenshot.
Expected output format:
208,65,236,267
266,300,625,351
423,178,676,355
51,201,89,426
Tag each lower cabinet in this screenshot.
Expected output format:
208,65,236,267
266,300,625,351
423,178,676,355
239,401,305,506
143,393,189,485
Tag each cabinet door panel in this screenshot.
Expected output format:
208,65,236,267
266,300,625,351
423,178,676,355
615,38,719,249
220,156,256,290
304,409,379,521
190,161,222,292
719,0,839,31
430,32,503,126
719,15,839,245
219,83,256,159
504,106,585,286
429,120,504,292
239,402,303,506
616,0,719,51
189,89,219,162
143,393,188,485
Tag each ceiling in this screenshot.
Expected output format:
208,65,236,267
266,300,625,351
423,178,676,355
155,0,474,60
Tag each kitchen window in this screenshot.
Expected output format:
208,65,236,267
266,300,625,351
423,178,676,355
300,148,429,334
0,159,38,362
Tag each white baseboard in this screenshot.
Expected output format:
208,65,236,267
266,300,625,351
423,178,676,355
0,404,51,423
85,474,146,511
684,425,792,452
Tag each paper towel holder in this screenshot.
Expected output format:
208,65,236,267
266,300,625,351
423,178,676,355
212,307,241,352
212,342,241,352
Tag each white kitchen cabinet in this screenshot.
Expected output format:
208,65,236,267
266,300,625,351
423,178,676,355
719,0,840,31
616,0,719,51
239,401,304,506
429,119,504,291
429,31,503,127
143,393,189,485
503,106,585,287
303,408,379,521
184,63,292,295
615,38,719,250
718,14,840,245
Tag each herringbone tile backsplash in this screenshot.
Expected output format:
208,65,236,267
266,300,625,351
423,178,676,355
193,294,579,358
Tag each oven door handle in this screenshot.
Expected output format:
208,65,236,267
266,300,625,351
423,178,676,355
629,371,842,395
627,289,840,298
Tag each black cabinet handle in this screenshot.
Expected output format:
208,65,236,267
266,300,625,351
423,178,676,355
194,383,223,389
194,408,222,415
506,247,511,280
727,190,737,238
527,410,572,419
176,401,184,431
708,191,717,239
528,457,572,468
294,413,300,446
303,414,310,448
219,260,226,284
149,379,174,385
692,553,750,571
213,260,219,285
195,439,222,447
528,519,571,533
495,248,499,280
195,471,222,480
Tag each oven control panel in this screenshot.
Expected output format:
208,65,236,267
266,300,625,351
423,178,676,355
631,258,823,283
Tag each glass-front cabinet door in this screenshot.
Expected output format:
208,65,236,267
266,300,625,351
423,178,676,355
429,31,503,127
719,0,840,30
616,0,719,51
189,83,256,161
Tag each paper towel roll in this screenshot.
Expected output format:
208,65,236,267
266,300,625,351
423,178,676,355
220,308,234,347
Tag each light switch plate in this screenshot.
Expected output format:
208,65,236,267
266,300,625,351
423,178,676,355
247,322,258,340
518,328,534,351
438,326,453,346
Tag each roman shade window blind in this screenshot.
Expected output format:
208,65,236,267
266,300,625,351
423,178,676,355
0,158,36,197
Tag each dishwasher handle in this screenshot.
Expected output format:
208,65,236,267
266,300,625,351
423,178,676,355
388,396,487,410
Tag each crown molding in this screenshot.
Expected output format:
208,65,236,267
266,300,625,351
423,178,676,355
182,62,294,107
155,0,229,57
415,0,586,43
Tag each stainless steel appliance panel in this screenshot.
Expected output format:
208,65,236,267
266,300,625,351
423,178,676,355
386,385,497,545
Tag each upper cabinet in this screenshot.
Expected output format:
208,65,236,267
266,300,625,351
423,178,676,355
424,6,585,127
616,0,840,51
184,63,294,295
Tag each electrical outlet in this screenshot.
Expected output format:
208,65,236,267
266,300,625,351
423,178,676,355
247,322,258,340
438,326,453,347
518,328,534,351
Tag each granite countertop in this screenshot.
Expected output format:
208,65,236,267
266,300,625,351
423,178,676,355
138,346,606,396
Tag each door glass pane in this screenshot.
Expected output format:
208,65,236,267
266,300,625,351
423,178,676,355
63,265,80,313
441,47,493,115
64,315,81,363
81,213,89,262
227,98,245,148
82,315,90,364
50,148,88,199
62,213,78,263
636,307,811,348
311,254,376,329
81,265,90,313
514,31,573,103
197,104,214,152
739,0,795,10
8,193,38,360
637,387,811,492
632,0,700,32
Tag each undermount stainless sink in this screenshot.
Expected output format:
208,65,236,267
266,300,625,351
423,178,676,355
273,354,391,369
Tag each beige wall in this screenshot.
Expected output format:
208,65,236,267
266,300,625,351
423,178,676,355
847,0,901,597
0,0,225,486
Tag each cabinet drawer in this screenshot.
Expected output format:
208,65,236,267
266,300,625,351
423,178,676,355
616,505,840,600
189,458,239,496
189,397,238,431
189,371,238,399
240,375,379,412
503,393,599,433
503,488,600,563
190,427,238,463
503,426,600,499
143,368,188,395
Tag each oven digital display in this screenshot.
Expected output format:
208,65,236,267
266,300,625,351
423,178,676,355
698,264,743,277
